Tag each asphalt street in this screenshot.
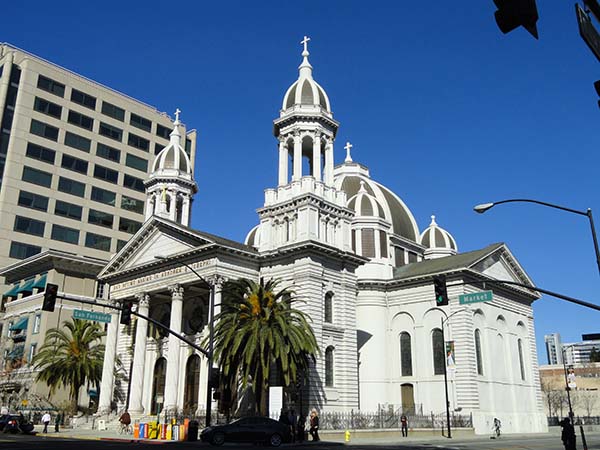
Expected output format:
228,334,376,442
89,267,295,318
1,432,600,450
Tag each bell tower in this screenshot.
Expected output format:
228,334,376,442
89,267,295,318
254,37,353,252
144,109,197,226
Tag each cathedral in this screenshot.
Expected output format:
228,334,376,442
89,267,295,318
96,38,547,435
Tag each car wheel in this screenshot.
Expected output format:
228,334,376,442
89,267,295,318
211,432,225,446
269,433,282,447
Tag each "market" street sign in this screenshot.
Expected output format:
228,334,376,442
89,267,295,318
459,291,493,305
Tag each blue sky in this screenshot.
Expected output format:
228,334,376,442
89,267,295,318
2,1,599,363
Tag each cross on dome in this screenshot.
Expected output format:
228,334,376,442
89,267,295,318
301,35,311,55
174,108,181,124
344,141,353,163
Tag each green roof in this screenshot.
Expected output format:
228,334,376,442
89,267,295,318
9,316,28,331
31,273,47,289
2,284,19,298
15,278,35,295
393,243,504,280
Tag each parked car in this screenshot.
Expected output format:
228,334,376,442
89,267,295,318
200,416,291,446
0,414,35,434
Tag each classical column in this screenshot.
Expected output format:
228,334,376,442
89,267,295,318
164,285,184,412
325,140,334,185
169,191,177,220
278,138,288,186
145,197,154,221
181,196,190,226
128,294,150,414
292,132,302,181
312,133,322,182
154,193,162,215
97,299,119,415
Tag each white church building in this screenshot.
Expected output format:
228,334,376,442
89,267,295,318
96,39,547,435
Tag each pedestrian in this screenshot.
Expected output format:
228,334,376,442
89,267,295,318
297,414,306,443
55,412,61,432
491,417,501,439
400,413,408,437
288,409,297,442
309,408,320,442
41,411,51,433
561,417,576,450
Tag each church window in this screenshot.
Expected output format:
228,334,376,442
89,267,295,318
361,228,375,258
518,338,526,380
324,292,333,323
408,252,418,263
395,248,405,267
400,332,413,376
351,230,356,252
325,346,334,387
432,328,445,375
379,230,388,258
184,355,201,412
475,329,484,375
151,358,167,415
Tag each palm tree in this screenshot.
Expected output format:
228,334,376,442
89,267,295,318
32,318,105,413
212,278,319,416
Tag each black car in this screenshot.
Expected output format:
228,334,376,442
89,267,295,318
200,416,291,447
0,414,35,434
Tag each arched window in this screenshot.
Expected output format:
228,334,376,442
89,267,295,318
324,292,333,323
432,328,445,375
325,346,334,387
475,329,484,375
518,338,526,380
183,355,201,412
400,332,412,376
151,357,167,414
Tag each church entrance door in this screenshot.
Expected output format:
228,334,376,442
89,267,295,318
401,383,415,414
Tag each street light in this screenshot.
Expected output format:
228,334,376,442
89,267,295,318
154,255,218,428
474,198,600,276
561,345,575,422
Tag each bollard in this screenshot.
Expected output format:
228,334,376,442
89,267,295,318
345,430,351,442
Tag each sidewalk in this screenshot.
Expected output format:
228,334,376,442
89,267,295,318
33,424,187,444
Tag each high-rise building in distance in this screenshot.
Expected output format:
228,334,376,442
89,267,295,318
545,333,563,365
0,43,196,296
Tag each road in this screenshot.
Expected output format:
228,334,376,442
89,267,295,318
1,432,599,450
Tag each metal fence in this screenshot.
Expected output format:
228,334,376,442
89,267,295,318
318,409,472,430
548,416,600,426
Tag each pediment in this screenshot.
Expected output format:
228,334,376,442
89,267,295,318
470,244,534,287
98,216,213,278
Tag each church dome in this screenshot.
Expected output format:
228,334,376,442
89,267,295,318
419,215,457,259
151,111,193,178
347,181,386,219
281,37,331,113
334,166,420,242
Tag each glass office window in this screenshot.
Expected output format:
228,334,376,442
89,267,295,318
51,224,79,244
99,122,122,141
156,124,170,139
121,195,144,214
54,200,82,220
70,89,96,109
125,153,148,172
119,217,142,234
25,142,55,164
30,119,59,141
64,131,91,152
85,232,111,252
18,191,49,212
33,97,62,119
96,143,120,162
61,154,88,174
88,209,114,228
93,165,119,184
9,242,41,259
37,75,65,97
67,110,94,130
91,186,116,206
130,113,152,132
127,133,149,151
123,174,145,192
14,216,45,237
101,101,125,121
57,177,85,197
22,166,52,188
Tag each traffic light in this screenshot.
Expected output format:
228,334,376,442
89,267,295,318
433,275,449,306
42,283,59,312
120,301,133,325
493,0,539,39
594,80,600,108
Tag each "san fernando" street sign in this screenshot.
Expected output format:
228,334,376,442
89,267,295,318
73,309,112,323
459,291,493,305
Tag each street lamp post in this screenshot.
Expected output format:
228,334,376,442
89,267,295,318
474,199,600,276
154,255,219,428
561,345,575,422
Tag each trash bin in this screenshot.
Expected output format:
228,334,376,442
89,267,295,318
188,420,199,442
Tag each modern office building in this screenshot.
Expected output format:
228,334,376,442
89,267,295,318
0,43,197,299
563,339,600,365
545,333,563,365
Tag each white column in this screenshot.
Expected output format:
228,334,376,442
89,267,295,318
181,196,190,226
154,193,162,215
129,294,150,414
292,133,302,181
164,285,184,412
169,192,177,220
325,140,334,185
145,197,154,220
97,300,119,415
312,134,322,182
278,138,288,186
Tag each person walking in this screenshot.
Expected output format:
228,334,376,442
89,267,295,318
400,413,408,437
54,412,61,432
561,417,576,450
41,411,51,433
491,417,501,439
288,409,297,442
309,408,320,442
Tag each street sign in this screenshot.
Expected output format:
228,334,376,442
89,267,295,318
459,290,493,305
73,309,111,323
576,3,600,63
